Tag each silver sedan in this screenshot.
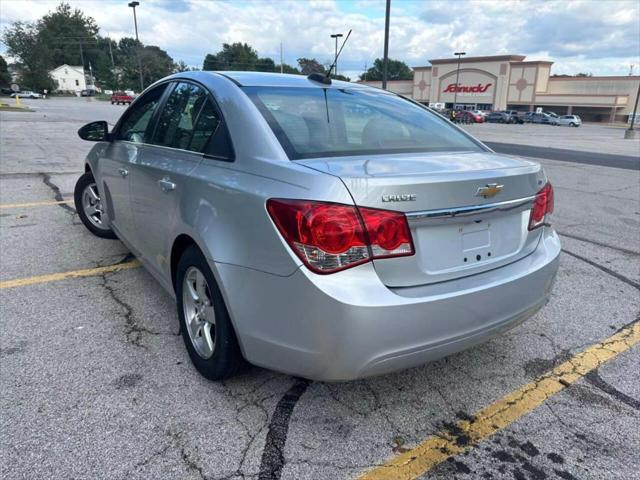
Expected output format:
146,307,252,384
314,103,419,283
74,71,560,381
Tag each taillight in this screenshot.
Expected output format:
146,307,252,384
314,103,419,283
528,182,554,230
266,199,414,274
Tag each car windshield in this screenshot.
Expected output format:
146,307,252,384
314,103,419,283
244,86,483,160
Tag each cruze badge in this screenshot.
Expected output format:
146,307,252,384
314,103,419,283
382,194,416,202
476,183,504,198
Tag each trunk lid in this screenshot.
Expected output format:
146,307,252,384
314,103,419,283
298,151,547,287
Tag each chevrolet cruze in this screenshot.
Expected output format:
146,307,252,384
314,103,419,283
74,71,560,381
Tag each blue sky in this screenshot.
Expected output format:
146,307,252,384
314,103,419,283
1,0,639,79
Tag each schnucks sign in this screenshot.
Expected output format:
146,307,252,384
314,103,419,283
443,83,493,94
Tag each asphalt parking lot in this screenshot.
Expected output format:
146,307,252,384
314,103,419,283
1,97,639,480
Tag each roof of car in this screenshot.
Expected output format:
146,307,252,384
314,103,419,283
204,71,370,89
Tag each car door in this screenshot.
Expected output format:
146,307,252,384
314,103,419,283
99,83,169,250
130,81,224,280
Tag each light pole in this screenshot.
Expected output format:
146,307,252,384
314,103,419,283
330,33,343,77
382,0,391,90
453,51,466,109
128,1,144,92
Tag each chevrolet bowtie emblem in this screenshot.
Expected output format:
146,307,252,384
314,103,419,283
476,183,504,198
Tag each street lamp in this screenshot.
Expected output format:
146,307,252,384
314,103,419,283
453,51,466,109
330,33,343,77
382,0,391,90
128,1,144,92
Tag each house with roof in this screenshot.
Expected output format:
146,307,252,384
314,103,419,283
49,64,93,93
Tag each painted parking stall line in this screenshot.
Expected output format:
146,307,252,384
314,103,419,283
358,320,640,480
0,199,74,209
0,260,141,289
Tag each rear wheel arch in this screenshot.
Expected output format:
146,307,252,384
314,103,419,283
171,234,199,292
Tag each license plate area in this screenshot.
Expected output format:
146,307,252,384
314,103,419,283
414,211,525,274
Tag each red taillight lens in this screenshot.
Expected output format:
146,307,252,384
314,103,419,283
266,199,414,274
359,207,414,258
528,182,554,230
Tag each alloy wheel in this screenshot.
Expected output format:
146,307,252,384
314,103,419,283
182,266,217,359
82,182,109,230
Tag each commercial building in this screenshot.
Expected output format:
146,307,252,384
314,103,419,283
49,64,94,94
361,54,640,122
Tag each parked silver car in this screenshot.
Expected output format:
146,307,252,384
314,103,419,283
557,115,582,127
74,72,560,381
11,90,42,99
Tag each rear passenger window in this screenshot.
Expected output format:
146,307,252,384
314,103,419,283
152,82,207,150
189,100,220,152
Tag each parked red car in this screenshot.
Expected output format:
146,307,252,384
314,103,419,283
455,110,484,123
110,92,134,105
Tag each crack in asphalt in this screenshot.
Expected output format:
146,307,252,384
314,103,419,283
173,430,208,480
98,269,177,349
39,172,76,214
561,248,640,290
258,378,311,480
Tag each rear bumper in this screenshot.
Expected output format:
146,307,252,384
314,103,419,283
216,228,560,381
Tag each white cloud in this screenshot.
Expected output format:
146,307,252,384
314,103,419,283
0,0,638,78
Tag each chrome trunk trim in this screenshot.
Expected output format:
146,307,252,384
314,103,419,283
406,196,535,221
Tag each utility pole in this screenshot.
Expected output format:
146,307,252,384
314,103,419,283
382,0,391,89
106,35,118,89
107,36,115,69
280,42,283,73
330,33,343,77
128,1,144,92
453,51,466,109
79,40,85,70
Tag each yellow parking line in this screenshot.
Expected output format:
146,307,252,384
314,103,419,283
0,260,141,289
358,320,640,480
0,200,73,209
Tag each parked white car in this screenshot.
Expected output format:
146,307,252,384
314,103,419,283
557,115,582,127
11,91,42,99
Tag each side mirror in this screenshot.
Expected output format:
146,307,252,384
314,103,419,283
78,121,110,142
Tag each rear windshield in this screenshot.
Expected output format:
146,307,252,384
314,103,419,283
243,86,483,160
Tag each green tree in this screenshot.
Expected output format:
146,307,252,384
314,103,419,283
279,63,301,74
1,21,56,91
174,60,191,72
203,42,275,71
0,55,11,87
139,45,175,84
333,73,351,82
297,57,325,75
36,2,99,68
117,39,174,90
359,58,413,81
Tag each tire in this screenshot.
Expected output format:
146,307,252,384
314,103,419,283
176,245,245,381
111,101,115,105
74,172,118,239
570,122,576,127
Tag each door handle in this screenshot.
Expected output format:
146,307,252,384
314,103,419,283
158,178,176,192
118,168,128,177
